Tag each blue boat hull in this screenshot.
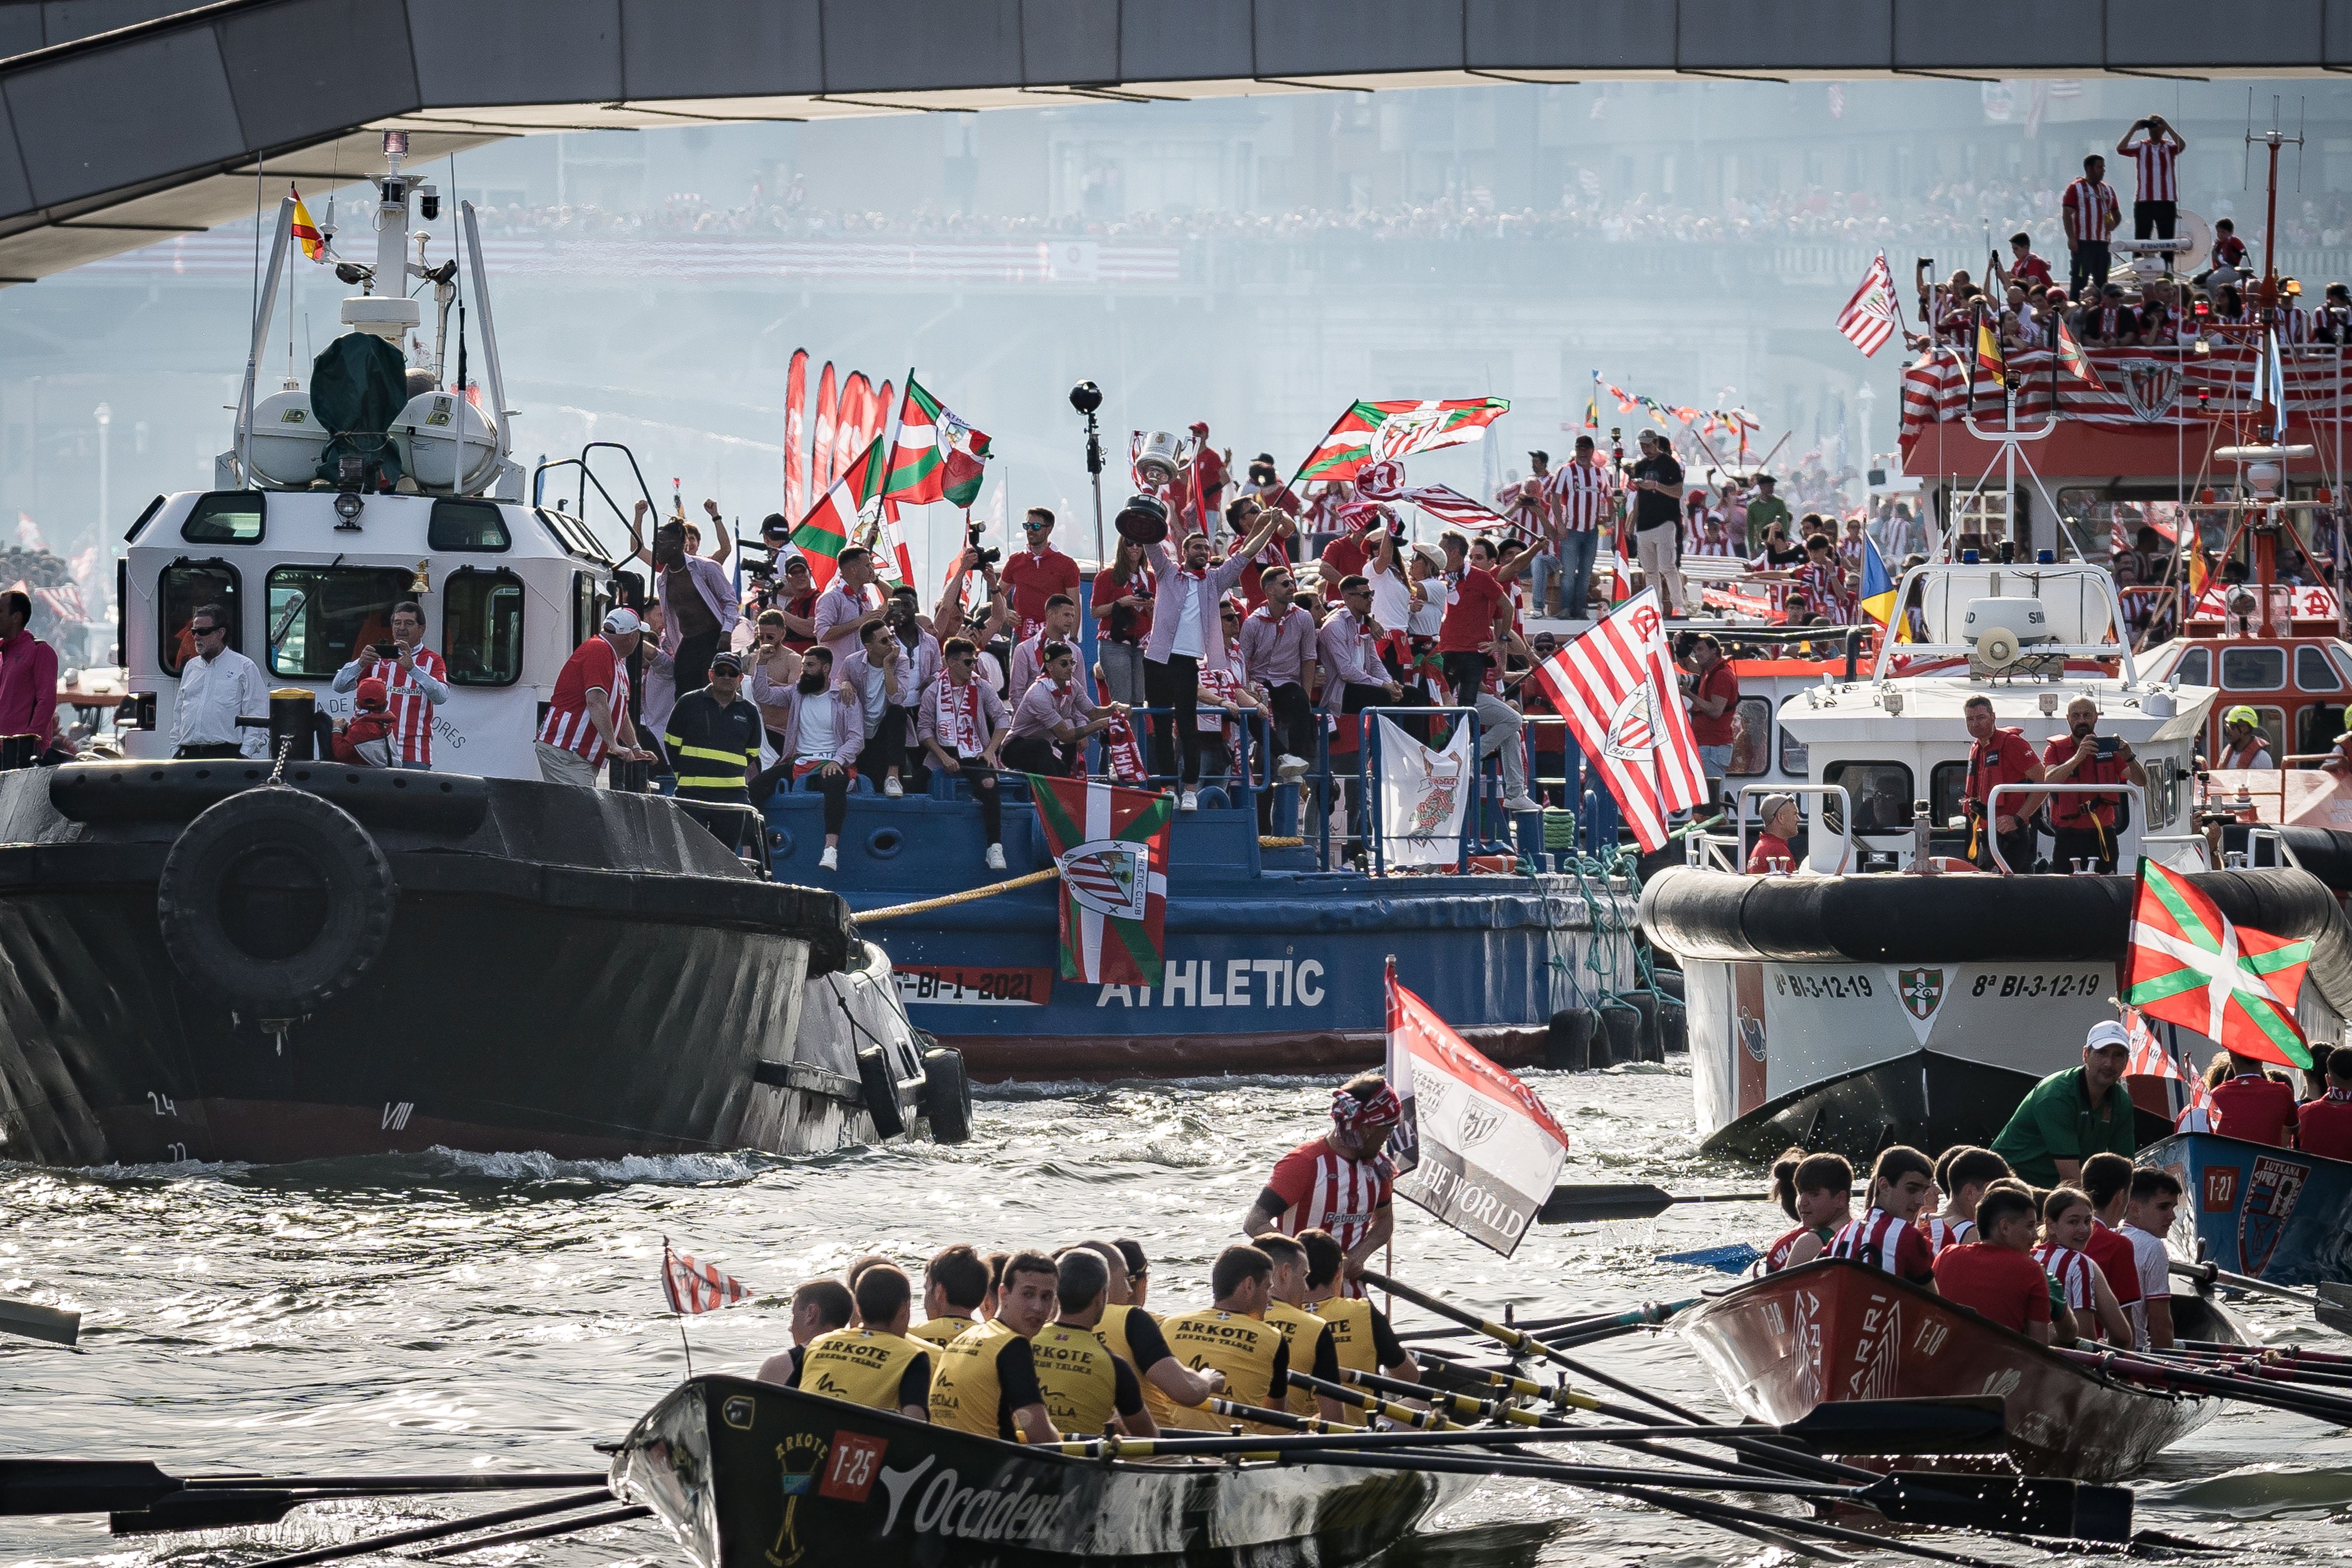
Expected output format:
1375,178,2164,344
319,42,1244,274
2139,1131,2352,1286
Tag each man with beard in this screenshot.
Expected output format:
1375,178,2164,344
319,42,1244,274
640,512,740,697
2038,695,2146,873
774,645,863,872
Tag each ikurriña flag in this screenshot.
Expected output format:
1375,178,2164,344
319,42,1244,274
1384,959,1569,1258
661,1237,752,1315
791,434,885,589
2122,857,2313,1069
1295,397,1510,486
1524,589,1705,852
1026,776,1173,985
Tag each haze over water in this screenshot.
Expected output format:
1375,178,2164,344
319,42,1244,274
2,1066,2346,1567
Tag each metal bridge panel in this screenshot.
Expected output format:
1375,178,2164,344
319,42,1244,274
619,0,823,100
1465,0,1676,71
5,25,244,207
1891,1,2101,72
1019,0,1119,87
0,10,43,57
1117,0,1255,84
220,0,419,153
2335,0,2352,67
2108,0,2323,67
408,0,623,107
1254,0,1466,78
1679,0,1893,71
818,0,1023,93
37,0,189,48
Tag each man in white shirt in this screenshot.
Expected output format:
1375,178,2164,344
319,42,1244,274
841,618,911,797
171,603,268,759
2117,1166,2182,1350
777,645,865,872
1142,503,1288,810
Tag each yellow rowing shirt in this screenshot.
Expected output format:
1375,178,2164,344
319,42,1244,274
1156,1308,1289,1431
1099,1304,1174,1427
1029,1322,1124,1436
909,1315,978,1352
796,1327,931,1413
1262,1300,1336,1417
928,1318,1044,1440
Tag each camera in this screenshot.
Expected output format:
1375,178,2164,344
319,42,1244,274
2094,735,2121,758
1068,380,1103,416
967,520,1001,567
375,642,400,660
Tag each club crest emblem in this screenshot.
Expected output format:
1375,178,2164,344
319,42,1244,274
1897,968,1945,1024
1056,838,1151,921
1738,1005,1767,1063
2118,359,2183,424
2238,1154,2310,1277
1458,1098,1504,1149
1603,682,1664,760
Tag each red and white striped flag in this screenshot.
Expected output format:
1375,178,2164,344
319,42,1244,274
1525,589,1705,851
2122,1006,2219,1132
661,1238,752,1315
1836,252,1901,358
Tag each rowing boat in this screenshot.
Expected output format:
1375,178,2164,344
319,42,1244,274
609,1374,1472,1567
1677,1259,2243,1482
2140,1131,2352,1287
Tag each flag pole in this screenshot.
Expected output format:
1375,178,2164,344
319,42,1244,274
662,1236,696,1377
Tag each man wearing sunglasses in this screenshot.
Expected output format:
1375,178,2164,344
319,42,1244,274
1002,508,1080,643
1004,641,1127,780
170,603,269,759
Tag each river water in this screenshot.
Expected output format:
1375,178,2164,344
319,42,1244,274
3,1063,2348,1568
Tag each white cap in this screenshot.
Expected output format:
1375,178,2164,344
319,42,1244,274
2084,1020,2131,1054
603,607,643,636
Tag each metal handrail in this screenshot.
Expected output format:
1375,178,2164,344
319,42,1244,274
1359,706,1483,876
1736,782,1852,875
1983,782,2150,874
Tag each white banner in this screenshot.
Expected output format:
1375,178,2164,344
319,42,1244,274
1375,715,1473,868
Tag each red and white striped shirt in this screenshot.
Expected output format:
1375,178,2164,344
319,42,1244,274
345,647,447,767
1263,1136,1395,1257
2129,136,2179,203
2034,1243,2098,1311
537,636,631,766
1827,1207,1936,1282
2062,177,2120,244
1548,460,1617,534
1920,1215,1976,1255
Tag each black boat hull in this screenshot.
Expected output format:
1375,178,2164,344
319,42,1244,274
612,1375,1464,1568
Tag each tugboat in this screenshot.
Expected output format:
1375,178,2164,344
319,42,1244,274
0,136,963,1166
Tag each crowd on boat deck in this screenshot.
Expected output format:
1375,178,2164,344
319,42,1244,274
749,1074,1418,1442
1764,1021,2352,1346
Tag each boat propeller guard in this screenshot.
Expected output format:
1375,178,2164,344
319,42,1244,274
156,785,398,1017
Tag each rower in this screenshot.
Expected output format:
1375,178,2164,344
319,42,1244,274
790,1264,932,1421
1298,1228,1418,1421
2119,1168,2183,1348
2207,1051,2300,1148
1928,1186,2054,1345
1116,1239,1151,1306
1030,1249,1155,1438
1920,1146,2010,1254
842,1253,894,1318
2079,1152,2146,1343
979,1250,1010,1320
2295,1047,2352,1161
755,1278,855,1387
1067,1239,1131,1305
928,1249,1060,1443
2035,1187,2135,1345
909,1244,990,1350
1239,1074,1401,1297
1253,1233,1348,1423
1080,1242,1226,1430
1157,1246,1294,1432
1762,1149,1852,1272
1823,1146,1939,1290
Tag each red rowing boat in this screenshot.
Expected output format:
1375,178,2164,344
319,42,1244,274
1678,1259,2234,1481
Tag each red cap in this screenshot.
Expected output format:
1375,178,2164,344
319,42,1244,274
356,676,389,711
1189,421,1210,434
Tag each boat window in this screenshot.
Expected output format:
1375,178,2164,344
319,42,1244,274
1929,761,1970,832
538,507,608,561
158,559,241,676
181,491,265,544
1822,762,1914,836
2297,646,2343,692
444,568,525,687
1725,697,1772,777
2220,647,2285,690
427,498,512,552
124,493,166,544
2298,702,2346,756
2169,646,2210,687
1778,725,1809,776
572,570,612,649
265,566,417,678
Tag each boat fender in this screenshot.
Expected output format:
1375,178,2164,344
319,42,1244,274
1597,1003,1642,1066
856,1047,907,1141
156,786,396,1017
921,1047,973,1145
1627,992,1665,1062
1543,1009,1596,1072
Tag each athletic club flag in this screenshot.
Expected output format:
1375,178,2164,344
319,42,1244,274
1385,960,1570,1258
2121,1006,2220,1132
791,433,886,588
1295,397,1511,486
2122,858,2314,1070
1027,776,1174,985
661,1238,752,1315
884,376,992,509
1525,590,1706,852
1836,251,1901,357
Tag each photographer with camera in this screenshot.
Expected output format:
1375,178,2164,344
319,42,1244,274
1002,508,1080,642
332,599,448,770
2040,696,2145,874
935,547,1012,694
1093,535,1156,712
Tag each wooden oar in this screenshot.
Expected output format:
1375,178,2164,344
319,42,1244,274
413,1505,651,1560
1395,1300,1660,1345
1538,1183,1761,1224
0,1459,609,1520
0,1297,78,1347
232,1490,617,1568
2057,1345,2352,1424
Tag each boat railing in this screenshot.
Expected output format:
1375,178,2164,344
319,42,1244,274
1733,782,1852,875
1982,782,2150,874
2245,824,2303,872
2141,832,2214,871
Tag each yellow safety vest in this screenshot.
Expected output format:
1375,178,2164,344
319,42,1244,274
1029,1321,1123,1436
1157,1308,1287,1431
1098,1304,1174,1429
797,1328,929,1413
928,1317,1028,1439
1263,1300,1333,1417
1309,1295,1380,1425
909,1316,978,1352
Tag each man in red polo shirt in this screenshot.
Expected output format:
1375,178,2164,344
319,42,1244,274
1684,633,1738,810
2079,1152,2145,1343
2298,1047,2352,1161
1963,694,2045,872
1317,513,1379,594
1436,536,1532,704
2209,1052,2300,1147
2040,696,2148,873
1929,1187,2053,1342
1001,508,1081,642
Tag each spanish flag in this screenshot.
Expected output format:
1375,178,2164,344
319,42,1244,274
1975,317,2006,381
2187,545,2209,600
1858,535,1898,627
290,185,324,263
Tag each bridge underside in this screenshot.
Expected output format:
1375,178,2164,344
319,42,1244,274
2,0,2345,284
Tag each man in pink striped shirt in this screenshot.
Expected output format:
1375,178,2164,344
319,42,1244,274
1240,1074,1401,1295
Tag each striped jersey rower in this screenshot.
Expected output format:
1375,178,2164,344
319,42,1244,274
1240,1073,1401,1299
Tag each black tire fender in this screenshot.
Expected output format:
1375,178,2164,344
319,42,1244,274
156,786,395,1017
857,1047,907,1141
921,1047,973,1145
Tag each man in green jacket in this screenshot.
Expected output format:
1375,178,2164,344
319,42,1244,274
1743,475,1790,554
1990,1020,2140,1186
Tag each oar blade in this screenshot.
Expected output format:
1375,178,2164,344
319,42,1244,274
1781,1396,2009,1454
1859,1472,2134,1543
1538,1184,1682,1224
0,1297,80,1347
2315,1282,2352,1337
0,1459,179,1516
111,1490,301,1536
